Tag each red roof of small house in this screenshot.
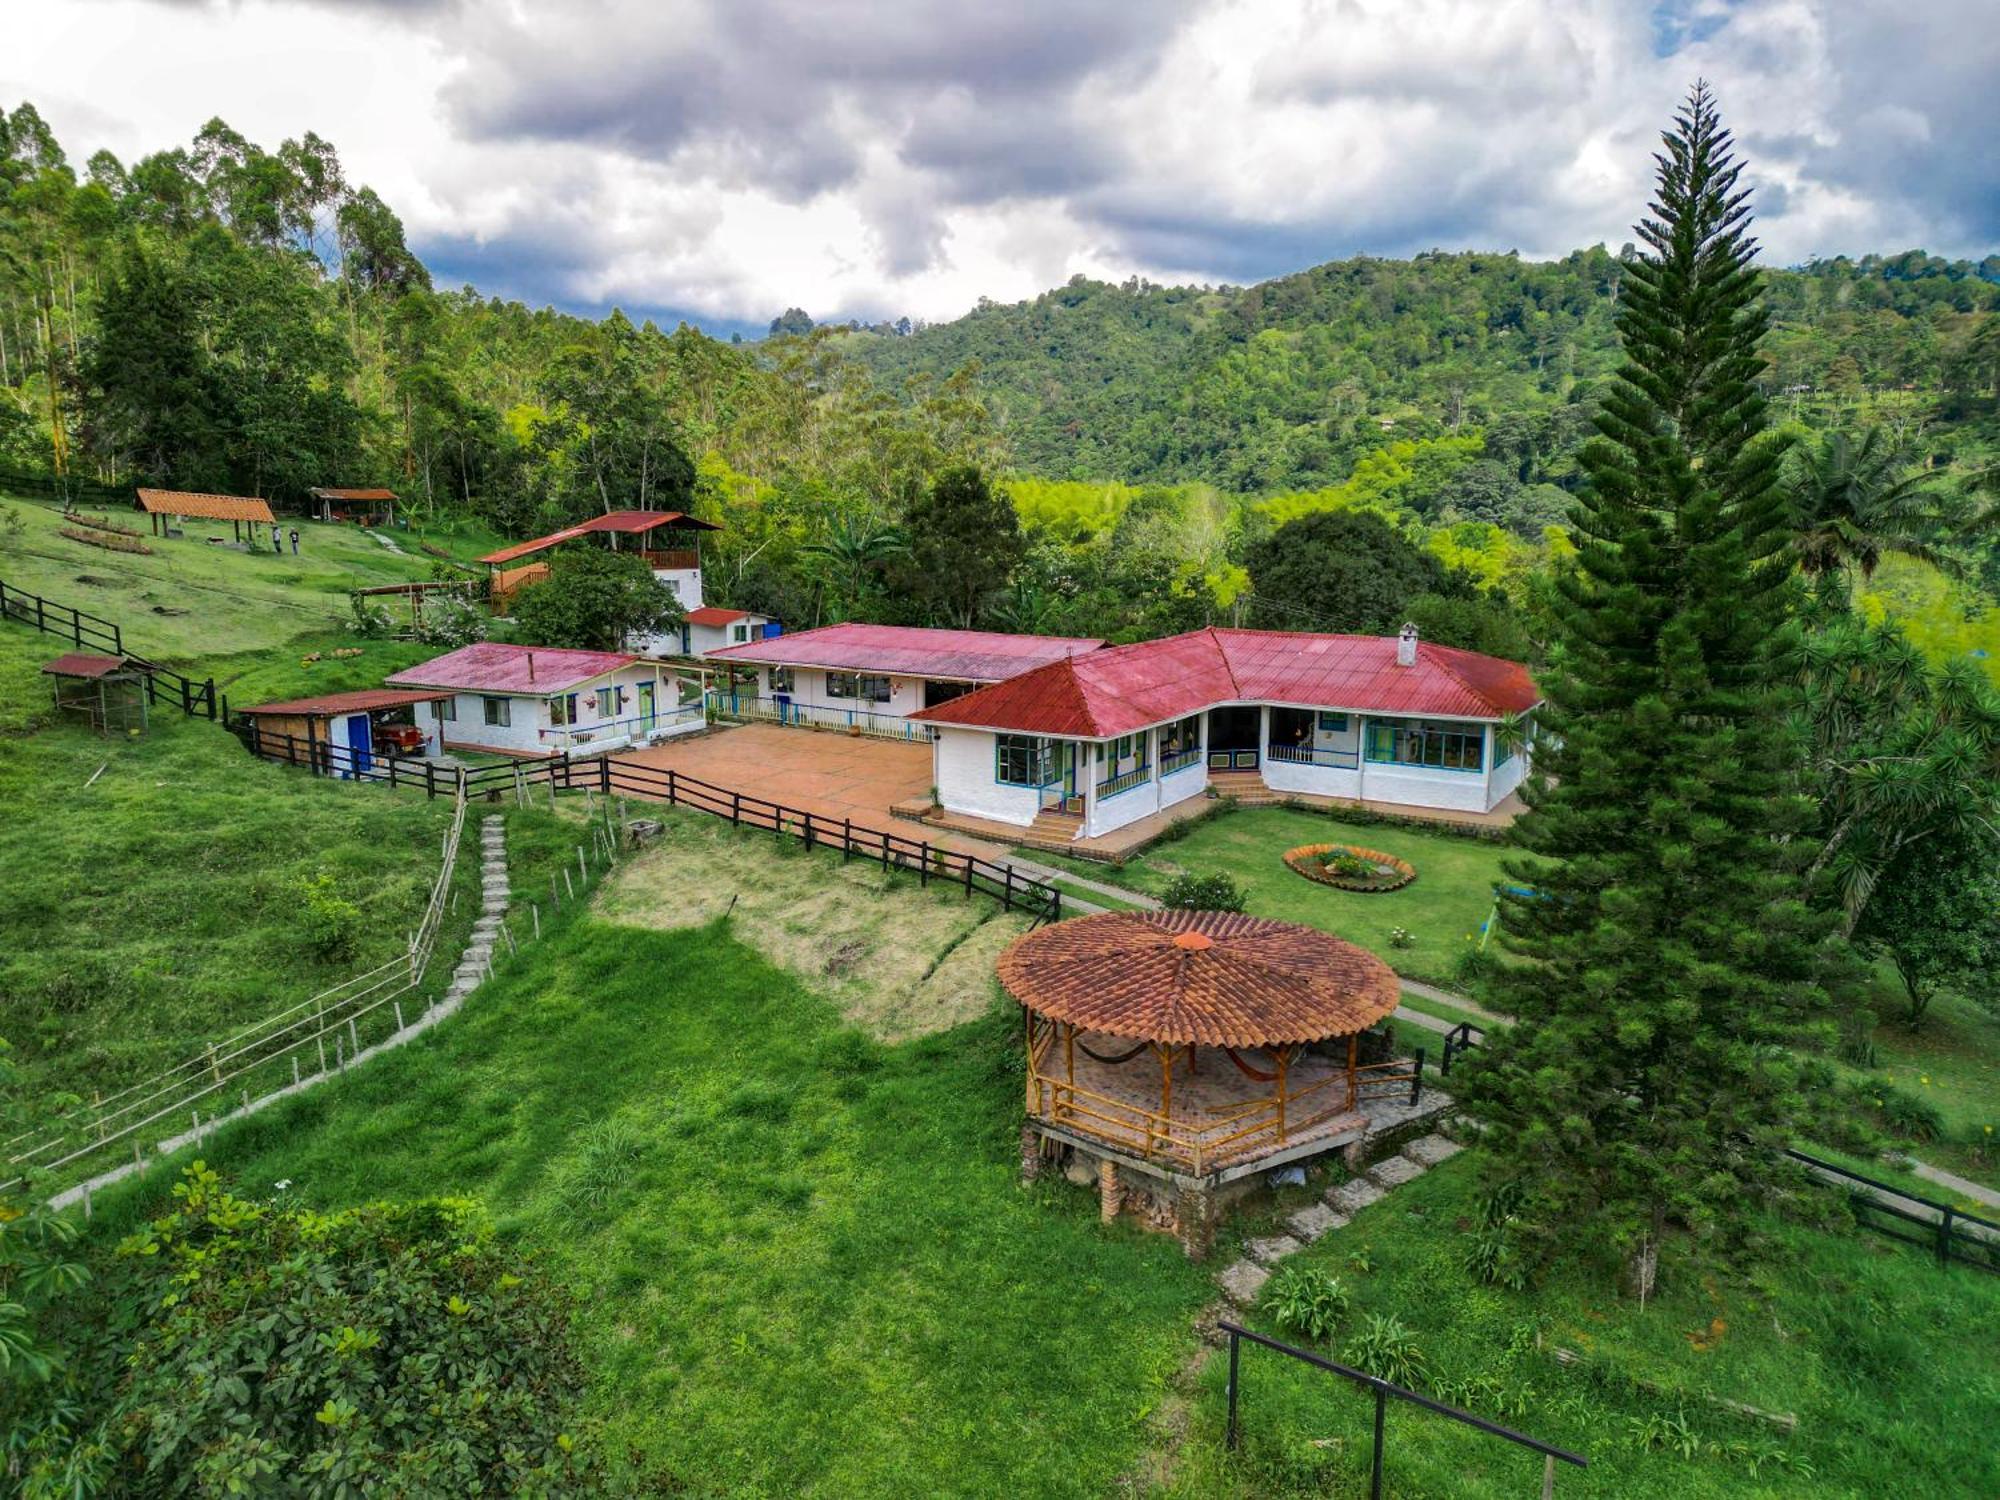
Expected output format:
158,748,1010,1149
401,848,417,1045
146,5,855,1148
239,688,453,717
477,510,721,566
42,652,129,680
704,622,1102,682
309,487,397,501
385,643,643,695
908,627,1539,738
135,488,276,524
685,606,750,627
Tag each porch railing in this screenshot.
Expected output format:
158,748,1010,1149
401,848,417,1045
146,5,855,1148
706,690,933,741
1160,747,1203,778
539,702,705,752
1096,763,1154,801
1268,743,1359,770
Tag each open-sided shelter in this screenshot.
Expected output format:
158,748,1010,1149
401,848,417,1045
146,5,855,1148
309,487,397,525
134,489,277,544
42,653,149,736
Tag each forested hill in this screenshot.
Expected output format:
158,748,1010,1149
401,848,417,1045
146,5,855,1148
845,249,2000,492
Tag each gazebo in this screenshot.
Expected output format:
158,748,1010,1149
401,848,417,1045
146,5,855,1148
43,653,150,736
1001,909,1426,1252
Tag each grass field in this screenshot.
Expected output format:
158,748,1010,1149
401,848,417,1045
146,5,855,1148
0,493,500,662
1163,1156,2000,1499
1028,805,1512,988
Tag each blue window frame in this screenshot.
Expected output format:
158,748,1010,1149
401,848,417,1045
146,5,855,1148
1364,716,1484,772
995,734,1052,787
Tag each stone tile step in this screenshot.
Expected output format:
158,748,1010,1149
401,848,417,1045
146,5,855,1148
1216,1260,1270,1308
1402,1134,1464,1169
1327,1177,1386,1215
1368,1156,1426,1190
1245,1234,1303,1267
1284,1202,1347,1241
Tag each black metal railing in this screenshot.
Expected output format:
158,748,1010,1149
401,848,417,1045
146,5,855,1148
1440,1021,1482,1076
1219,1321,1585,1499
1787,1149,1999,1274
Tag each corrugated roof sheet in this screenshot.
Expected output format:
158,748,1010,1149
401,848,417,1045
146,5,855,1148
42,652,129,679
385,643,641,695
909,627,1539,737
309,487,397,501
996,909,1400,1046
477,510,720,565
685,606,750,626
704,622,1102,682
239,688,453,717
134,489,277,524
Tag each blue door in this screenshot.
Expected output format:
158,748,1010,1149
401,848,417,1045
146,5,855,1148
344,712,372,778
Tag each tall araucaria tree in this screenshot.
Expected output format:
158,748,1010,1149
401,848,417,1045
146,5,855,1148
1459,85,1829,1292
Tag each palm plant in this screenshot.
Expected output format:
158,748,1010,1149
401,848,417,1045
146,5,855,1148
1786,429,1952,595
799,512,907,618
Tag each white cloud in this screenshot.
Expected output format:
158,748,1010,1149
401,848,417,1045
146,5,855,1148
2,0,1992,331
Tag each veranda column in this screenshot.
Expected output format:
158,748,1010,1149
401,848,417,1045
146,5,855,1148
1082,739,1099,836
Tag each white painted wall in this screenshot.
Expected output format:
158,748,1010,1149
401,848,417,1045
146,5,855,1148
935,727,1042,826
1263,758,1363,800
1487,735,1529,807
753,666,927,722
431,663,683,757
654,567,704,611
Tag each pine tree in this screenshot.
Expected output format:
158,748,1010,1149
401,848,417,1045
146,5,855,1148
1459,85,1827,1290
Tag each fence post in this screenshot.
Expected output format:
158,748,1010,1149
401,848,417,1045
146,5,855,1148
920,841,929,887
1003,866,1015,911
1542,1453,1556,1500
425,762,436,800
600,755,611,794
842,818,851,861
1410,1048,1425,1107
1226,1328,1241,1451
1370,1384,1387,1500
667,768,677,806
204,678,216,720
1939,1206,1955,1267
731,791,741,826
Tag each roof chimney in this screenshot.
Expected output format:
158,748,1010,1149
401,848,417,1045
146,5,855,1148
1396,622,1418,667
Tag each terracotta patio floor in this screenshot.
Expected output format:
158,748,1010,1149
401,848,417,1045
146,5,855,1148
616,723,1009,857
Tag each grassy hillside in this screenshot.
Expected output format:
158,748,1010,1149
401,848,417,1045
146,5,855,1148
0,494,500,662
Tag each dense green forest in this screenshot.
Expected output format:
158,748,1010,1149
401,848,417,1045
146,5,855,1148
3,101,1997,652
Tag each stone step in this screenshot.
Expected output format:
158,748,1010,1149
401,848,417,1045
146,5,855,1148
1245,1234,1303,1267
1368,1156,1426,1190
1216,1260,1270,1307
1284,1202,1347,1242
1402,1134,1463,1169
1326,1177,1386,1215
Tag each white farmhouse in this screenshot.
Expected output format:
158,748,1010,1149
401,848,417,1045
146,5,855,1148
908,625,1539,841
385,642,698,758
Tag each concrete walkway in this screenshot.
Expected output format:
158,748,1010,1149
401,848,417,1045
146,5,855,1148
1910,1160,2000,1213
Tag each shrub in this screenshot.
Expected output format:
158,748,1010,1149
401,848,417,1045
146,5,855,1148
1262,1265,1350,1342
416,594,489,649
1160,871,1247,912
101,1163,601,1495
1324,851,1374,879
1388,926,1416,950
348,594,394,638
1342,1313,1426,1387
1876,1084,1944,1143
293,869,363,962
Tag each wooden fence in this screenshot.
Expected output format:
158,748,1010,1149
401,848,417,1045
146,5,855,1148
0,576,219,719
236,721,1065,925
1788,1149,2000,1274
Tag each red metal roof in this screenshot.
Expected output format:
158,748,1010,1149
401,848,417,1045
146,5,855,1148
42,652,129,679
385,643,643,695
909,627,1539,737
686,606,750,626
239,688,452,717
477,510,720,565
309,487,397,501
705,623,1102,682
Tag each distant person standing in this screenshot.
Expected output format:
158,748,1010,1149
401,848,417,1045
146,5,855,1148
289,528,300,555
271,527,283,555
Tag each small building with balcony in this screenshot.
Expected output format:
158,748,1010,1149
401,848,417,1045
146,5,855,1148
475,509,722,617
385,643,698,758
908,624,1538,845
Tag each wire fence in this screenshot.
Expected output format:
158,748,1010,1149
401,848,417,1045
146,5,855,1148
9,790,472,1207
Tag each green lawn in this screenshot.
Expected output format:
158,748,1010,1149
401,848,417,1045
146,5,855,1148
1028,805,1512,987
84,912,1215,1498
1847,986,2000,1191
0,494,497,663
1163,1155,2000,1499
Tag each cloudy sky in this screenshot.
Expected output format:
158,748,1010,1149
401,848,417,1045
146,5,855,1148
6,0,1995,336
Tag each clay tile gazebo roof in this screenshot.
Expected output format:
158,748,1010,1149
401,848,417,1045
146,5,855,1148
996,909,1401,1048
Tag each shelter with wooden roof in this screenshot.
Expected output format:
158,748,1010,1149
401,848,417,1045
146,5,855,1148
42,652,149,736
1002,909,1433,1255
309,486,397,525
476,509,721,616
134,488,277,543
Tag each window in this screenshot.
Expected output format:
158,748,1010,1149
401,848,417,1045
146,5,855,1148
435,697,456,723
482,696,511,728
995,734,1051,787
769,667,794,694
548,694,578,727
828,672,891,703
731,623,749,643
1364,717,1484,772
596,685,624,718
1317,711,1349,733
1159,715,1202,757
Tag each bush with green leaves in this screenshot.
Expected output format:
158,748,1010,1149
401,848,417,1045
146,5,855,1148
1159,871,1246,912
1261,1265,1349,1342
293,870,363,962
1874,1083,1944,1143
1341,1313,1426,1388
98,1163,600,1496
1322,851,1374,880
415,593,489,649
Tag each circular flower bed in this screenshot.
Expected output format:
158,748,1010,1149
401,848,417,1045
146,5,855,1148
1282,842,1416,894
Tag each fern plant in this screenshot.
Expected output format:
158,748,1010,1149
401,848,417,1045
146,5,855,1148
1261,1265,1349,1342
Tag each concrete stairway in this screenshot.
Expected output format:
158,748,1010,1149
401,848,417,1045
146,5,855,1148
1029,806,1083,842
1207,770,1280,805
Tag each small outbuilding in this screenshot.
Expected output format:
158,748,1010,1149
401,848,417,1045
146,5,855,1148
309,487,397,526
237,687,455,777
135,488,277,545
42,652,150,736
385,642,698,757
